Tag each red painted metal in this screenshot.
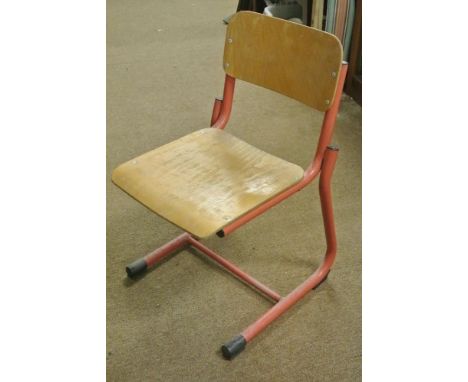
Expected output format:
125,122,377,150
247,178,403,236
309,63,349,177
220,63,348,236
210,97,223,126
187,236,281,302
135,231,282,302
242,146,339,342
211,74,235,129
143,233,191,267
129,144,340,346
124,62,348,359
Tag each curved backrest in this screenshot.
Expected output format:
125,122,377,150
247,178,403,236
223,12,343,111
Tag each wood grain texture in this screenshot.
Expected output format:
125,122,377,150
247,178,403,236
223,12,342,111
112,128,304,238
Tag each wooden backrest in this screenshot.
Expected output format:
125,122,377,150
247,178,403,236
223,12,343,111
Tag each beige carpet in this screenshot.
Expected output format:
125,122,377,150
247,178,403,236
107,1,361,380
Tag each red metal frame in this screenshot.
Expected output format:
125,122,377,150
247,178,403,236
126,63,348,359
215,64,347,236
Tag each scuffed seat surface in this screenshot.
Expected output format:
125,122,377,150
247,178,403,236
112,128,304,238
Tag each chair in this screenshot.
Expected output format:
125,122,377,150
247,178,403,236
112,11,347,360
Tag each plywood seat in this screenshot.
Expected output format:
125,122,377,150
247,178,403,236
112,128,304,238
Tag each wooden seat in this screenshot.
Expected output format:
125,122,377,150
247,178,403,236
112,128,304,238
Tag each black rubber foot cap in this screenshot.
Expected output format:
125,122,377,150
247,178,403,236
126,259,147,278
216,230,225,238
221,335,246,360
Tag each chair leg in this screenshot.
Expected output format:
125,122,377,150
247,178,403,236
125,233,191,278
187,236,282,302
221,146,339,360
210,97,223,126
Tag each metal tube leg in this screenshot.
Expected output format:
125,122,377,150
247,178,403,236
211,75,235,130
210,97,223,126
221,146,339,359
187,237,282,302
126,233,191,278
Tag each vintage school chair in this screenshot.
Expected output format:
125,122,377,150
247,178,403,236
112,11,347,360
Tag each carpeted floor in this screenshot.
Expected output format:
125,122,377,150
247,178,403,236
107,1,361,381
